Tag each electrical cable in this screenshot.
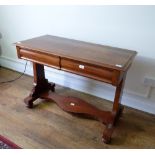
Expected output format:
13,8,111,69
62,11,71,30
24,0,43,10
0,61,28,84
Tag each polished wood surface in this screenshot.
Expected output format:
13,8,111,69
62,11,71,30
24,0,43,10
20,49,60,69
15,35,137,143
61,58,113,84
16,35,137,71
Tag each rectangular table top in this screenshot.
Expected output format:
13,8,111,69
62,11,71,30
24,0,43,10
16,35,137,71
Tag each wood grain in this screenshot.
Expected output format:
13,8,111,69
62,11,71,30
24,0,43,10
15,35,137,143
20,49,60,69
16,35,137,71
61,58,113,84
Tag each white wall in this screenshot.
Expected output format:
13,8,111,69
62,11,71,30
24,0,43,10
0,6,155,114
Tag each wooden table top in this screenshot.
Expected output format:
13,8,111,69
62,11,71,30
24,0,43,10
16,35,137,71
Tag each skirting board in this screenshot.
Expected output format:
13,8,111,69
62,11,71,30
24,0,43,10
0,56,155,114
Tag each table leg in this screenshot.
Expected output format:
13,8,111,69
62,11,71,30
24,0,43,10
24,62,55,108
24,62,127,144
102,74,126,143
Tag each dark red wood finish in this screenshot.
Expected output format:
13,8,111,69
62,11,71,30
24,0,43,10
15,35,137,144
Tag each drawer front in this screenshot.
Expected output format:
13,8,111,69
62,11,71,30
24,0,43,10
61,58,113,84
19,49,60,69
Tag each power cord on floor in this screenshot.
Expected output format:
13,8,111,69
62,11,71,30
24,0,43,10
0,61,28,84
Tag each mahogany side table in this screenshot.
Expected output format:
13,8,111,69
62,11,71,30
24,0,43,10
15,35,137,143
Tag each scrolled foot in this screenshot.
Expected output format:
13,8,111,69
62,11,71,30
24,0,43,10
24,96,35,109
102,134,111,144
102,123,114,144
27,102,33,109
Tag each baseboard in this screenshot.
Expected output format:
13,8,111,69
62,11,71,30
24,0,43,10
1,56,155,114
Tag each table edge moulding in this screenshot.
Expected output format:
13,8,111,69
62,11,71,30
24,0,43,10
15,35,137,144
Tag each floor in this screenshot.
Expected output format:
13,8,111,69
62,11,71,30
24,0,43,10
0,67,155,149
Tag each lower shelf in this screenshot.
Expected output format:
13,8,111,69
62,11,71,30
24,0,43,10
24,85,123,144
